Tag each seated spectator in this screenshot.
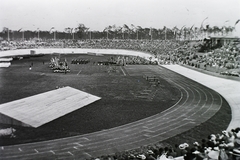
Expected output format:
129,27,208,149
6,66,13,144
184,148,200,160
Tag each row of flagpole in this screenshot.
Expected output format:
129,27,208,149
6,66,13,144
149,27,167,41
6,27,64,41
4,27,92,41
4,19,240,41
3,26,236,41
6,27,45,41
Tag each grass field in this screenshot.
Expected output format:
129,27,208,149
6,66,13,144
0,53,183,146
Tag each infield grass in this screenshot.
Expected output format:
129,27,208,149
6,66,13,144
0,53,181,145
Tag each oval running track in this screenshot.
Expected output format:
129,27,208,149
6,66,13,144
0,64,224,160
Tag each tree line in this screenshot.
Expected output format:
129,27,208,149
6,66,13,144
0,23,237,41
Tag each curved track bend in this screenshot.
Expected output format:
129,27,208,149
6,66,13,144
0,65,223,160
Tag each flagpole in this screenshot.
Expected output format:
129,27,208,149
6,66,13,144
151,28,153,40
8,28,10,41
194,29,196,40
223,20,229,36
165,28,167,41
38,30,40,41
151,30,153,40
201,17,208,39
150,28,152,40
22,31,24,40
37,28,40,41
137,30,138,40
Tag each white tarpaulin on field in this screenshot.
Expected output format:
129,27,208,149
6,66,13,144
0,86,101,128
0,62,11,67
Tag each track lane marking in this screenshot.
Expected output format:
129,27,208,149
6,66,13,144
120,66,126,76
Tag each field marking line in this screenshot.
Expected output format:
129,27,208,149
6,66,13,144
74,142,83,147
73,147,78,150
34,149,39,153
120,66,126,76
79,137,90,141
50,150,55,154
77,70,82,75
84,152,92,157
85,121,194,155
68,151,74,156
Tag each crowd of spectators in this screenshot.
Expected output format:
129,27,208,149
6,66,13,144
1,38,240,159
89,127,240,160
1,38,239,74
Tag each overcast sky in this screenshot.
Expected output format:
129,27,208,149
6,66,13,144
0,0,240,35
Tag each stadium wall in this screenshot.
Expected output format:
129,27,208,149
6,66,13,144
0,48,155,60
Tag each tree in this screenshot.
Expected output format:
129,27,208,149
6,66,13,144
103,25,115,39
64,27,72,39
225,26,235,36
212,26,221,36
75,23,89,39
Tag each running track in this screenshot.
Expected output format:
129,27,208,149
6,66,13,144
0,65,224,160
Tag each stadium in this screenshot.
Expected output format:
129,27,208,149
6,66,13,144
1,0,240,159
0,45,239,160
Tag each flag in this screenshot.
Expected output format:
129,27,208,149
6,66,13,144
201,17,208,30
180,25,185,32
2,27,9,33
35,28,39,33
235,19,240,26
49,27,55,33
190,25,194,31
131,24,136,32
206,25,209,30
122,24,129,33
123,24,129,30
103,25,112,32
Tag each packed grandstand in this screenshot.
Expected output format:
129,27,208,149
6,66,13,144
0,38,240,160
1,38,240,76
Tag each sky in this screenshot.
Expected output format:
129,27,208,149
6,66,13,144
0,0,240,36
